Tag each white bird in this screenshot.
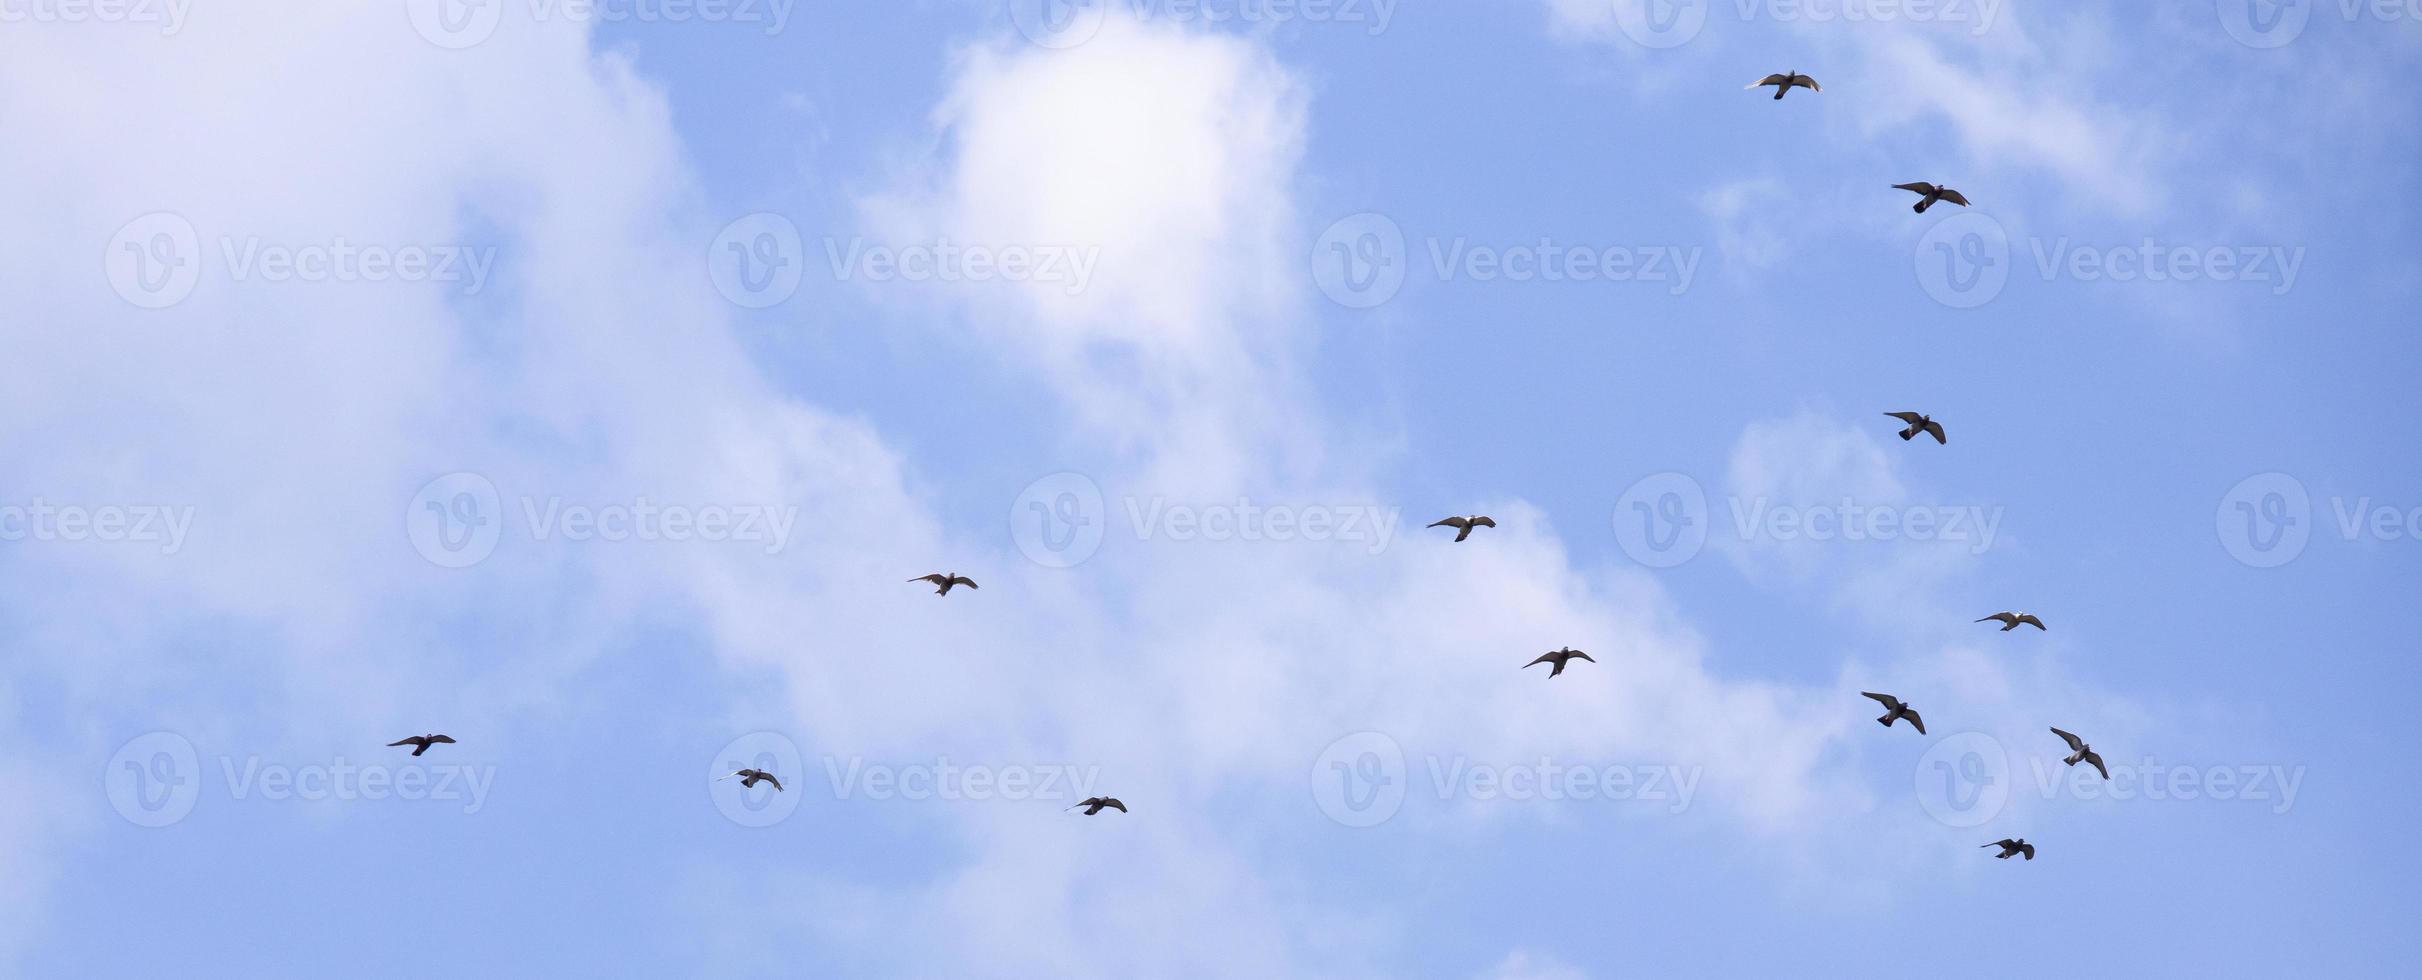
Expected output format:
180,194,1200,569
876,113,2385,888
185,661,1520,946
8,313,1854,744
1747,71,1820,100
2050,728,2109,780
1976,611,2046,632
1428,515,1496,542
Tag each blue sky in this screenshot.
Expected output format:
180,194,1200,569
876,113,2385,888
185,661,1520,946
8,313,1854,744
4,1,2419,976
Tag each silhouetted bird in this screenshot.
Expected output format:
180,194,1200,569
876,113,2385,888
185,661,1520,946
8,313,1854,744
1861,693,1926,734
1893,181,1970,213
1428,515,1496,542
386,734,456,757
1884,412,1946,444
1068,797,1126,815
2050,728,2109,780
1984,838,2035,860
1748,71,1820,99
719,768,783,791
1525,647,1596,677
910,572,978,596
1976,611,2046,632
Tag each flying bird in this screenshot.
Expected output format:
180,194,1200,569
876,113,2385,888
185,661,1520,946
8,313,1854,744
1893,181,1970,213
909,572,978,596
1524,647,1596,677
1428,515,1496,542
2050,728,2109,780
1068,797,1127,815
1747,71,1820,99
1983,838,2036,860
386,734,457,757
1884,412,1946,445
719,768,784,791
1976,611,2047,632
1861,692,1926,734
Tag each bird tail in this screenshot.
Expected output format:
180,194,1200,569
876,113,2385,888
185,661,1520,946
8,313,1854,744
2065,750,2084,766
1876,714,1894,727
1913,200,1931,213
1899,426,1918,441
1773,86,1786,100
2002,621,2020,631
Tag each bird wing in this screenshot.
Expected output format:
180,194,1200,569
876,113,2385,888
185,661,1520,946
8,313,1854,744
429,735,456,744
1977,613,2017,625
1884,412,1926,424
1471,516,1495,528
1748,74,1789,88
1861,691,1901,709
764,775,783,792
1984,839,2018,848
2050,727,2086,752
1068,797,1101,809
1103,799,1127,812
1904,710,1925,735
1923,420,1947,444
387,737,419,747
1429,517,1469,529
1794,76,1820,91
2081,751,2109,780
951,576,979,589
2016,614,2045,630
1937,188,1971,206
2018,843,2035,860
1892,182,1936,195
1570,650,1596,662
909,574,945,584
1525,653,1559,668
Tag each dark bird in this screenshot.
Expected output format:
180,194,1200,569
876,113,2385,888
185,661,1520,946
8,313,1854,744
386,734,456,757
1747,70,1820,99
1983,838,2036,860
718,768,783,791
1883,412,1946,445
2050,727,2109,780
909,572,978,596
1068,797,1127,815
1893,181,1970,213
1428,515,1496,542
1524,647,1596,677
1861,692,1926,734
1976,611,2046,632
